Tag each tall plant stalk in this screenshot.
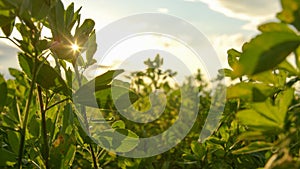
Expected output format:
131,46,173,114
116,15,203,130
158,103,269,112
37,86,50,169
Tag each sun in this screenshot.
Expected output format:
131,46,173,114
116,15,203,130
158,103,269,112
71,43,79,51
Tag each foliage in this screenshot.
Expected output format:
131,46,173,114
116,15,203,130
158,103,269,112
0,0,300,169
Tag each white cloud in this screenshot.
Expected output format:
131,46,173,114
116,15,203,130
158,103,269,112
185,0,281,31
157,8,169,14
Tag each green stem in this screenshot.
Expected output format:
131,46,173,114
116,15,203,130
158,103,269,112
17,58,38,169
37,86,49,169
72,62,98,169
46,98,70,111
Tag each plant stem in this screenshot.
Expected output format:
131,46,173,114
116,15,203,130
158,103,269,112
37,86,50,169
72,62,98,169
46,98,70,111
89,144,98,169
17,58,38,169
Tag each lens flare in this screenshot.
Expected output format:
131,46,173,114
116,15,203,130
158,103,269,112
71,43,79,51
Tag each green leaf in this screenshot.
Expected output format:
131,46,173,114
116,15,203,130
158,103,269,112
64,2,74,29
191,141,205,158
277,60,299,76
0,10,14,27
18,54,72,96
85,30,97,65
62,144,76,167
62,104,74,134
253,101,281,122
75,19,95,46
258,22,295,33
7,131,20,154
1,18,14,36
236,89,293,133
19,0,30,16
28,114,41,138
0,0,16,10
74,84,139,109
0,74,7,111
234,32,300,76
55,0,65,34
112,120,126,129
226,82,278,102
232,141,273,154
110,85,140,110
0,148,17,167
93,129,139,153
227,49,240,69
275,88,294,121
249,71,278,84
73,70,134,108
93,70,124,88
49,134,76,169
31,0,49,20
277,0,300,31
237,131,266,141
218,68,232,77
295,46,300,69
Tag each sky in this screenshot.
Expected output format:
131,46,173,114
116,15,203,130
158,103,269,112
0,0,281,80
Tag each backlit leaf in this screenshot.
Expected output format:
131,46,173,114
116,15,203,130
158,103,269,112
234,32,300,76
232,142,273,154
18,54,72,96
258,22,295,33
237,109,281,131
226,82,278,102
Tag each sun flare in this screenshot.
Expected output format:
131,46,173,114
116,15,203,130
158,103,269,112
71,43,79,51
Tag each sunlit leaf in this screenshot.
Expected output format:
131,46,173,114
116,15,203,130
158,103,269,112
218,68,232,77
85,30,97,66
275,88,294,122
249,71,278,84
112,120,126,129
75,19,95,46
277,59,299,76
258,22,295,33
64,2,74,29
237,108,282,132
226,82,278,102
232,142,273,154
295,46,300,69
237,131,266,141
227,48,240,70
191,141,205,158
233,32,300,76
277,0,300,31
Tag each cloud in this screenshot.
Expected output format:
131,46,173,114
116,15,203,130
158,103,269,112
0,41,19,78
185,0,281,31
157,8,169,14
